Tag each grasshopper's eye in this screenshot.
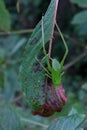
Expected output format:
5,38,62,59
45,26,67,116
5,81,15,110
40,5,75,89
52,59,60,71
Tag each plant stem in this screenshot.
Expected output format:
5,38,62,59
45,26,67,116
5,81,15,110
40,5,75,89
20,117,48,128
10,95,23,103
0,29,33,36
48,0,59,58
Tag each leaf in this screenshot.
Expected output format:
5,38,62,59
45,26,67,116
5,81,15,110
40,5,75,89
0,0,11,31
47,114,85,130
3,69,20,102
52,59,60,71
0,105,23,130
82,83,87,91
0,35,21,54
9,38,26,56
70,0,87,8
68,108,78,116
78,83,87,101
20,0,58,110
76,128,83,130
21,0,41,6
75,23,87,35
71,11,87,25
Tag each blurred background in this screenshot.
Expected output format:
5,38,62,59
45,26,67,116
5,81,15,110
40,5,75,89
0,0,87,130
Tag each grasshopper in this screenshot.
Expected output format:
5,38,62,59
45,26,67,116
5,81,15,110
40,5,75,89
36,16,68,87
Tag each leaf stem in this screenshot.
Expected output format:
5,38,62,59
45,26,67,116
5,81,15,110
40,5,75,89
64,47,87,71
0,29,33,36
48,0,59,58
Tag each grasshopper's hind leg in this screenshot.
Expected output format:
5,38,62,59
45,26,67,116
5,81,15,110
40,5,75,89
55,22,68,67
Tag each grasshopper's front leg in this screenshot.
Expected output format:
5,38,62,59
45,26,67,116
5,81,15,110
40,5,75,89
35,57,51,77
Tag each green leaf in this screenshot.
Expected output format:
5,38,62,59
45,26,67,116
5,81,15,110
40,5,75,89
82,83,87,91
76,128,83,130
9,38,26,56
21,0,41,6
0,0,11,31
75,23,87,35
68,108,78,116
70,0,87,8
0,105,23,130
20,0,57,110
47,114,85,130
52,59,60,71
3,69,20,102
72,11,87,25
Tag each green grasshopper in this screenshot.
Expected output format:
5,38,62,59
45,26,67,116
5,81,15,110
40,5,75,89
36,16,68,87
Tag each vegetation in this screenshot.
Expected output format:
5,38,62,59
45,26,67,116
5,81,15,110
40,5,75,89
0,0,87,130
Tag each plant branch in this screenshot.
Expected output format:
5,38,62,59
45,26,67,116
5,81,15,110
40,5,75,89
10,95,23,103
20,117,48,128
48,0,59,58
0,29,33,36
64,47,87,71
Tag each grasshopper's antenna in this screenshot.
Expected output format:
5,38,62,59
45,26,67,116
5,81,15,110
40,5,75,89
42,16,47,56
55,22,68,67
41,16,52,71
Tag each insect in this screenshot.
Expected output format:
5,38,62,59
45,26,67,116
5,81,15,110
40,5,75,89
36,16,68,87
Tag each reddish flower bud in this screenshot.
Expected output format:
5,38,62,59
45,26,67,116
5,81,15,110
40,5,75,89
32,84,67,117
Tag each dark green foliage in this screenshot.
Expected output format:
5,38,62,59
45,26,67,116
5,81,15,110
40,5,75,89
0,0,87,129
0,105,22,130
47,110,85,130
72,11,87,25
0,0,11,31
70,0,87,8
71,1,87,35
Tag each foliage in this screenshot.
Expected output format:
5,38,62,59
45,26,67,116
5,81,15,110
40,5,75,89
0,0,87,130
0,0,11,31
70,0,87,8
0,105,23,130
47,109,85,130
72,11,87,25
71,0,87,35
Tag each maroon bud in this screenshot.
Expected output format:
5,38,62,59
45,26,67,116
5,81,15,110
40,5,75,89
32,84,67,117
